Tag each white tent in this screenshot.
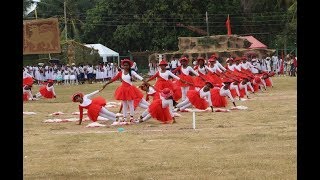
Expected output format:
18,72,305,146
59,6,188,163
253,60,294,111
84,44,120,64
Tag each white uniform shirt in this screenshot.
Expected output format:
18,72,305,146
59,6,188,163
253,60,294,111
157,70,180,80
219,86,234,102
199,87,212,106
79,90,99,107
161,98,174,117
181,66,199,76
120,70,143,85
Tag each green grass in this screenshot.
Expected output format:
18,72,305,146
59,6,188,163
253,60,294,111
24,76,297,179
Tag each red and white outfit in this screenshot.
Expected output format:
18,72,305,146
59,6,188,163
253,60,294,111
229,82,240,98
147,70,181,101
111,70,144,118
36,84,56,99
23,71,34,86
210,85,234,107
145,86,160,102
140,89,174,123
23,85,33,101
172,66,199,101
78,90,117,122
193,65,209,88
239,81,249,98
176,87,212,110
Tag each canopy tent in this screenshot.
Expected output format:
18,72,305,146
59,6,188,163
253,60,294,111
242,36,267,49
84,44,120,64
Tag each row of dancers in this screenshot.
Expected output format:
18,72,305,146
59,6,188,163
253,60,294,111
68,56,274,125
23,56,273,124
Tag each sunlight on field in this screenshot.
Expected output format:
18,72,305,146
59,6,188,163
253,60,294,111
23,76,297,179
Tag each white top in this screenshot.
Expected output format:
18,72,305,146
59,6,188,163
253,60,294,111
227,64,236,71
87,66,93,73
199,88,212,106
234,64,242,71
242,62,254,70
195,65,211,75
46,84,56,96
161,98,174,117
181,66,199,76
147,86,157,95
170,60,178,68
121,70,143,85
219,86,234,102
23,71,33,78
23,86,33,99
158,70,180,80
79,90,99,107
214,61,226,71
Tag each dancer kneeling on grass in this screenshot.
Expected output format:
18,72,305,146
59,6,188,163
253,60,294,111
139,88,176,124
210,78,237,108
34,79,56,99
176,81,214,112
72,89,122,125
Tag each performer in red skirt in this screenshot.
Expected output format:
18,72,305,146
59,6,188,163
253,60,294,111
193,57,210,89
172,57,200,101
176,81,214,112
146,60,183,101
138,88,176,124
23,84,34,101
238,78,252,98
101,59,147,122
72,89,122,125
34,79,56,99
210,78,237,107
139,82,160,102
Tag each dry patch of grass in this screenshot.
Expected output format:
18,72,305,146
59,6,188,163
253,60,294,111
24,76,296,179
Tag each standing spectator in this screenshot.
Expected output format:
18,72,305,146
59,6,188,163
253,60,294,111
170,58,179,73
132,60,138,72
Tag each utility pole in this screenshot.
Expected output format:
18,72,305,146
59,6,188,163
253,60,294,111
206,11,209,36
64,0,67,41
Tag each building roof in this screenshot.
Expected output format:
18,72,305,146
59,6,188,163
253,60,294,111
242,36,267,49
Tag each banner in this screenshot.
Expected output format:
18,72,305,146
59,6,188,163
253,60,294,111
23,18,61,55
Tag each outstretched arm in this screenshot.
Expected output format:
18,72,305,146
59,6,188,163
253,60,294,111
102,71,121,90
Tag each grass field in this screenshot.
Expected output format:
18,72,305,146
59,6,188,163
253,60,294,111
23,76,296,179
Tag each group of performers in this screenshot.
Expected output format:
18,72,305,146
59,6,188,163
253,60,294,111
23,55,274,125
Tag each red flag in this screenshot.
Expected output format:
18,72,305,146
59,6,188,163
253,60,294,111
226,15,231,35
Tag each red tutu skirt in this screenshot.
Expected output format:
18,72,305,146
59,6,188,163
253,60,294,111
186,90,208,110
210,88,227,107
265,78,272,87
171,81,182,101
207,73,222,84
23,77,34,86
39,86,54,98
193,76,206,88
176,74,194,87
23,93,29,101
114,82,143,100
154,79,173,90
230,89,238,98
239,87,246,98
87,97,106,121
253,83,260,92
148,99,172,122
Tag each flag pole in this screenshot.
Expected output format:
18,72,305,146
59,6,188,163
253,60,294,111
206,11,209,36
